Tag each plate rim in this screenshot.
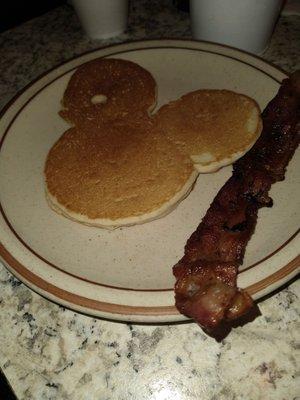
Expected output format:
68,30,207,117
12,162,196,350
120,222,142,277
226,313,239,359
0,39,299,322
1,242,299,319
0,38,291,121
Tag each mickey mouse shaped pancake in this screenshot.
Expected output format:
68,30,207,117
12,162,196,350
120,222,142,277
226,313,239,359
45,58,261,228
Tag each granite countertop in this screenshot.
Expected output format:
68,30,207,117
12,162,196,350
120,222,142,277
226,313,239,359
0,1,299,399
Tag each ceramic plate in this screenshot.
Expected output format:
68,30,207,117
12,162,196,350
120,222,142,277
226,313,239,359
0,40,299,322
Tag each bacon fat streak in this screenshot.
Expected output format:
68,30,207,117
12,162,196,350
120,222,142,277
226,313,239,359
173,72,300,338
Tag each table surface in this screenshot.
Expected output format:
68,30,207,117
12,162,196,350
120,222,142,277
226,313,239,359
0,1,299,399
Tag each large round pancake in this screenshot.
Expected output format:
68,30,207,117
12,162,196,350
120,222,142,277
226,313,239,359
155,89,262,172
45,116,198,228
60,58,157,126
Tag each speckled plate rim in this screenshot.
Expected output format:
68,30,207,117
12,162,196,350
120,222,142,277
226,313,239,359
0,39,299,323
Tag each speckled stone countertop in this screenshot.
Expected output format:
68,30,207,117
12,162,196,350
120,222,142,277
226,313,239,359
0,1,299,399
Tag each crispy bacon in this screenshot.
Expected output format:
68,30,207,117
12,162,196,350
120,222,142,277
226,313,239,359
173,71,300,338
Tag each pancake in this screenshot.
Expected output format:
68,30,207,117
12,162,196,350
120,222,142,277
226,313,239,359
155,89,262,172
45,117,197,228
60,58,157,126
45,58,262,229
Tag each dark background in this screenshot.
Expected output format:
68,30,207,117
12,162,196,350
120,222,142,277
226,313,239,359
0,0,67,33
0,369,17,399
0,0,189,33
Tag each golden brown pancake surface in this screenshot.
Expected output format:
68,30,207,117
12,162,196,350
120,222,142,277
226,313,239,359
45,117,195,222
60,58,157,126
155,89,262,169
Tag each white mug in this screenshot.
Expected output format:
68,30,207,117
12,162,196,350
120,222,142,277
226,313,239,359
190,0,284,54
72,0,129,40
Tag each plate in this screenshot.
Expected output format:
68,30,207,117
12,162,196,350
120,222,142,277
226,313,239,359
0,40,299,322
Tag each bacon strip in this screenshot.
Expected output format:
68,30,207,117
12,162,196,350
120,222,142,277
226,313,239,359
173,71,300,338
